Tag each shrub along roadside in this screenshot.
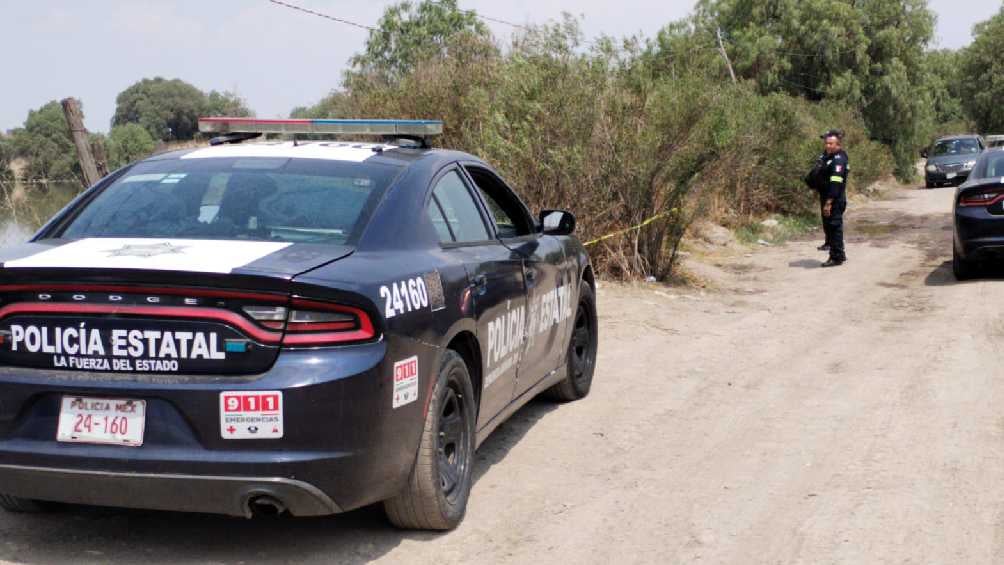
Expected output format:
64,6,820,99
310,18,891,279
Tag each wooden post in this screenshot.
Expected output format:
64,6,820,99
90,137,109,177
717,27,737,84
60,97,101,187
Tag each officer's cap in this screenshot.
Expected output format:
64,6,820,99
820,129,844,140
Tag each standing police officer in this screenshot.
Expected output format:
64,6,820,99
810,129,849,267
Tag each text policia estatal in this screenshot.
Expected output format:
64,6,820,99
7,324,227,371
484,282,574,388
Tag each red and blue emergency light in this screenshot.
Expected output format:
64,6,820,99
198,117,443,136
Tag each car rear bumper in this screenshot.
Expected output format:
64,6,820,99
955,206,1004,260
959,239,1004,261
0,338,439,516
0,464,340,517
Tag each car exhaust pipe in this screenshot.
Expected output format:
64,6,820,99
245,494,287,518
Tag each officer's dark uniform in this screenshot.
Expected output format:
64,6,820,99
820,150,849,263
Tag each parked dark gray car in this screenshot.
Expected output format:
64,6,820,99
922,135,985,188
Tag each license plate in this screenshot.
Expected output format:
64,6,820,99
946,172,957,179
56,396,146,446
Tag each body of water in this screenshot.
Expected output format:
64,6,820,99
0,182,80,246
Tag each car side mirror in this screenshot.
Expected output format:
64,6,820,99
539,209,576,236
920,148,928,158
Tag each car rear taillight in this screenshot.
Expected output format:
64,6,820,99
242,305,288,330
242,300,375,345
281,299,375,346
959,190,1004,207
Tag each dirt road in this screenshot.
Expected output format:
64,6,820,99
2,184,1003,564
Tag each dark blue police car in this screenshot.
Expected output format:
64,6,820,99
0,118,598,530
954,147,1004,280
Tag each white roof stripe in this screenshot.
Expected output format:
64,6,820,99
3,238,290,274
180,141,394,162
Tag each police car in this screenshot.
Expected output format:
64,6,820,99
0,118,598,530
953,147,1004,280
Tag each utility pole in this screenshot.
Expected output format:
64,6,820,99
60,97,101,187
717,27,737,84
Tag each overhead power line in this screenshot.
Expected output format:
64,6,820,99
267,0,526,33
267,0,375,31
428,0,527,29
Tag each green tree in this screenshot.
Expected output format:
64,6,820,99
923,49,965,126
113,79,255,141
290,91,351,119
857,0,936,176
692,0,870,98
112,77,204,141
960,6,1004,133
106,123,157,169
204,90,254,117
10,101,81,183
348,0,490,83
642,19,722,81
690,0,935,179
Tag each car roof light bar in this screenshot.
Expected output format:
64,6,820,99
198,117,443,137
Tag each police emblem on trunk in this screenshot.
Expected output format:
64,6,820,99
105,242,188,257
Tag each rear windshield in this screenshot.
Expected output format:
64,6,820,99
59,156,401,244
931,138,981,156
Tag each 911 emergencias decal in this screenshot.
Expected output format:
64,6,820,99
392,356,419,408
379,277,429,319
220,391,284,439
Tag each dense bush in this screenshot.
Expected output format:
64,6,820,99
0,134,15,182
301,17,891,279
107,123,157,169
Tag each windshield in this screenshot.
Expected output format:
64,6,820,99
931,138,981,157
59,156,401,244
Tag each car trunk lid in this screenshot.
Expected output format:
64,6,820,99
0,238,359,375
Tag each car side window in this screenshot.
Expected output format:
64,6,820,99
426,199,455,243
463,166,534,239
430,170,490,243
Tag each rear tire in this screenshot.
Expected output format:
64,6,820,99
0,494,54,513
546,282,598,402
384,350,476,531
953,245,977,281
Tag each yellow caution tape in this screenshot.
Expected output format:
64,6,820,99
583,209,677,247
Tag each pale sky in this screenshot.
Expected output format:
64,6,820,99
0,0,1000,133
